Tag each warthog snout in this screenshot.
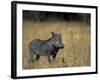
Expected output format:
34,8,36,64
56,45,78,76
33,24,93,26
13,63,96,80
59,43,64,49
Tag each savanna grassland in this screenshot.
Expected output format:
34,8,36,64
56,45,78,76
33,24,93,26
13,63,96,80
23,20,90,69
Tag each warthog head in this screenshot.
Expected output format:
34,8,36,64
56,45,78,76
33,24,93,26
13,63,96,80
51,32,64,49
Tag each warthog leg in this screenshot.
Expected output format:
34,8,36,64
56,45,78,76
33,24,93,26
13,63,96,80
47,54,52,63
35,54,40,61
29,50,36,62
52,54,57,59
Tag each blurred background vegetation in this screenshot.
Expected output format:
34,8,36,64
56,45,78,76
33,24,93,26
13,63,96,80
23,10,90,24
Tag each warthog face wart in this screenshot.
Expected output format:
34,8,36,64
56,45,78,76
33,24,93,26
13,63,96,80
29,32,64,63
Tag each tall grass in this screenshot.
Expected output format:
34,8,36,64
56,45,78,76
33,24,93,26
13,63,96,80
23,20,90,69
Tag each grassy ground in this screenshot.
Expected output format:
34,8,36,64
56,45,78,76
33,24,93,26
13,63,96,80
22,20,91,69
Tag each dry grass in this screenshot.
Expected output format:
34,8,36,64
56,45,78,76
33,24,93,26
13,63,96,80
22,20,91,69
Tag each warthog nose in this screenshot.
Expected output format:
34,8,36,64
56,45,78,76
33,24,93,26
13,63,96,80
61,46,64,48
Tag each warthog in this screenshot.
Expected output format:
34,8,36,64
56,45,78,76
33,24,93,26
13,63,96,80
29,32,64,63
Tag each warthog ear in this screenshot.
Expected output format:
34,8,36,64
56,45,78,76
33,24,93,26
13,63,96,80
51,32,60,36
51,32,54,36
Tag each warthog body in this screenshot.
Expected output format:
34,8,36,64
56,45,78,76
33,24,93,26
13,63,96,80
29,32,64,62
